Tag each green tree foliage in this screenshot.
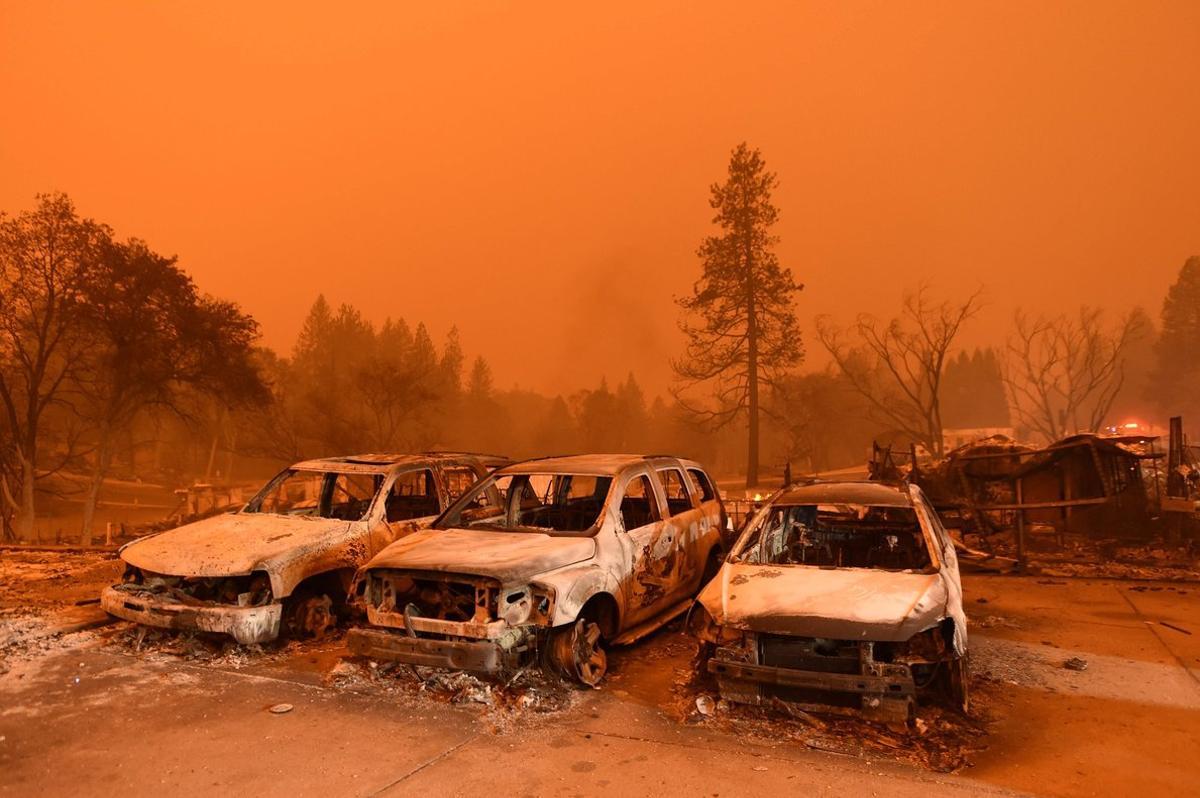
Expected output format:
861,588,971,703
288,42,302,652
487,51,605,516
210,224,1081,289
74,236,265,542
243,297,467,458
1150,257,1200,421
674,143,804,486
0,194,265,542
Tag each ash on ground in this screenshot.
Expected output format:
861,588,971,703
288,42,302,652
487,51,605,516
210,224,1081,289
328,656,582,731
668,642,994,774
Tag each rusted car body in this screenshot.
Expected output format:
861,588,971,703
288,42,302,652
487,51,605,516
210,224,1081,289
694,481,968,721
101,453,506,644
347,454,729,685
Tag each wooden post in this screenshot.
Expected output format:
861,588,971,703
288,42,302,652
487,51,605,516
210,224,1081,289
1063,471,1073,543
1015,477,1026,568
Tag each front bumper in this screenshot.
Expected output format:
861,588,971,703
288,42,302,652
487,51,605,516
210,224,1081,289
347,628,513,672
709,657,915,721
348,609,533,673
101,585,282,644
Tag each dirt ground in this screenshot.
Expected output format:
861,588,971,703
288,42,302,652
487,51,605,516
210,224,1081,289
1,549,1198,797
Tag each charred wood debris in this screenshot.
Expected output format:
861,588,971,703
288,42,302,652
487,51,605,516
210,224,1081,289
869,415,1200,577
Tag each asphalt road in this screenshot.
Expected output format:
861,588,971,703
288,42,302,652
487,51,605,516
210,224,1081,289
3,564,1199,797
0,645,1015,798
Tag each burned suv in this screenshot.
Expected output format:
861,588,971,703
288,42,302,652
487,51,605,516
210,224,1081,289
693,481,968,721
101,453,506,644
348,455,728,685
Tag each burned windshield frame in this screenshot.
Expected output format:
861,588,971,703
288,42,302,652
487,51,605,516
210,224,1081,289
244,468,383,521
730,502,935,572
435,472,614,535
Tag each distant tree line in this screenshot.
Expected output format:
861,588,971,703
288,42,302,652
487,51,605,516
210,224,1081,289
5,183,1197,541
231,295,724,471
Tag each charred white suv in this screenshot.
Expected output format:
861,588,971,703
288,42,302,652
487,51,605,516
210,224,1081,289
693,481,968,721
101,453,506,644
348,455,729,685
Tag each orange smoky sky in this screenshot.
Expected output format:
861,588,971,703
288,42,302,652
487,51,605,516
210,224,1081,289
2,2,1198,399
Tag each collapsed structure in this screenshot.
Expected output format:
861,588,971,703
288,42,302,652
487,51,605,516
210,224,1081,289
871,416,1199,562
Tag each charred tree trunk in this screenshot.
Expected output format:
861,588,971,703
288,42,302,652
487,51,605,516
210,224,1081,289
79,420,112,546
19,451,37,543
745,227,760,488
0,474,20,542
746,297,760,488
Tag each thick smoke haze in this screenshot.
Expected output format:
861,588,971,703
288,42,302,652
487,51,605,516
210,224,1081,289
2,2,1198,398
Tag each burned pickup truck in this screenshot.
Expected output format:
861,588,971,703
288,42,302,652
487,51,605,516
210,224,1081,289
693,481,968,721
348,455,728,685
101,453,505,644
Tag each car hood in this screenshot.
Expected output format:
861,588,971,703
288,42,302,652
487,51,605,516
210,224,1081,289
697,562,948,641
362,528,596,584
121,513,358,578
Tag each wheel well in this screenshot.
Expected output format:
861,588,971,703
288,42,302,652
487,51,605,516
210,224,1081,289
940,617,961,654
579,592,620,640
290,569,355,606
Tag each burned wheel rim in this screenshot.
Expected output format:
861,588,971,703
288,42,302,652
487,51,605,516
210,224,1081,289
548,617,607,687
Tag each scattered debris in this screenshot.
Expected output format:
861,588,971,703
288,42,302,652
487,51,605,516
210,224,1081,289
975,614,1021,630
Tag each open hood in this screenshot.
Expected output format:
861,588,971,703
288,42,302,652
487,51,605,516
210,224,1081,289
697,562,948,641
363,528,595,584
120,513,355,578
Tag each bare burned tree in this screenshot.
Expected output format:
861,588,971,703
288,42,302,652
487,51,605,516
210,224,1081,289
0,194,107,541
673,143,804,486
817,287,983,457
1002,307,1144,442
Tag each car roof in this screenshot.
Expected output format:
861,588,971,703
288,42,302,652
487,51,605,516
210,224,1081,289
773,480,913,508
291,452,508,473
498,454,702,477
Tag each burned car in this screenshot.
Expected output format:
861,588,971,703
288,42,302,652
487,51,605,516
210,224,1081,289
694,481,968,721
101,453,506,644
347,455,728,685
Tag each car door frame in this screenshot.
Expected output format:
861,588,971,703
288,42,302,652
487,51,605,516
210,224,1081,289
613,466,679,626
654,464,710,601
367,464,447,555
436,459,490,511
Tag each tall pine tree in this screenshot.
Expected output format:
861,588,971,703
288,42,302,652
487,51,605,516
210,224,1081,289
1150,256,1200,421
673,143,804,486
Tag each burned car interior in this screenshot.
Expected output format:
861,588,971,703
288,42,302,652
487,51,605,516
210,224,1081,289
620,474,660,529
438,473,614,534
734,503,934,572
385,469,441,521
247,470,382,521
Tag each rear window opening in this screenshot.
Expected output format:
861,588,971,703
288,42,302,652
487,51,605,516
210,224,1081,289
732,503,933,572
